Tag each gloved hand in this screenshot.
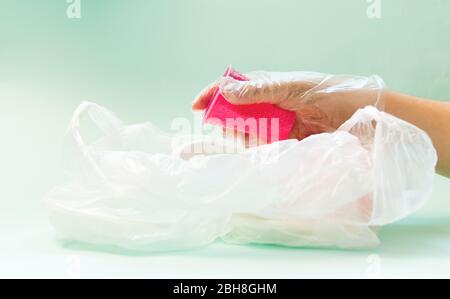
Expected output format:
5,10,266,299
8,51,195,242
192,70,385,141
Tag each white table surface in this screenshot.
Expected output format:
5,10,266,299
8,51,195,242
1,175,449,279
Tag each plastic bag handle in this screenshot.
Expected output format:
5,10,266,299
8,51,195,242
66,101,124,180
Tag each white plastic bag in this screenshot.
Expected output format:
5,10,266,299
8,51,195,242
44,102,437,251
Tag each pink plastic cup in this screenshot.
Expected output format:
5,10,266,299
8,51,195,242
203,66,296,143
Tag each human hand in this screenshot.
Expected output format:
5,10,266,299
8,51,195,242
192,70,385,141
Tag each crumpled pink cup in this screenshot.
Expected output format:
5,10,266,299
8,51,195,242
203,66,296,143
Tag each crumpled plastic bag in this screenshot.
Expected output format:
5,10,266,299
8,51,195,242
44,102,437,251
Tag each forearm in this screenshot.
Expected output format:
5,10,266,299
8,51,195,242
384,91,450,177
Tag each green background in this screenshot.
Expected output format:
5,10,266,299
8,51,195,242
0,0,449,278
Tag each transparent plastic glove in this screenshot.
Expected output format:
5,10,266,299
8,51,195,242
193,71,385,140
